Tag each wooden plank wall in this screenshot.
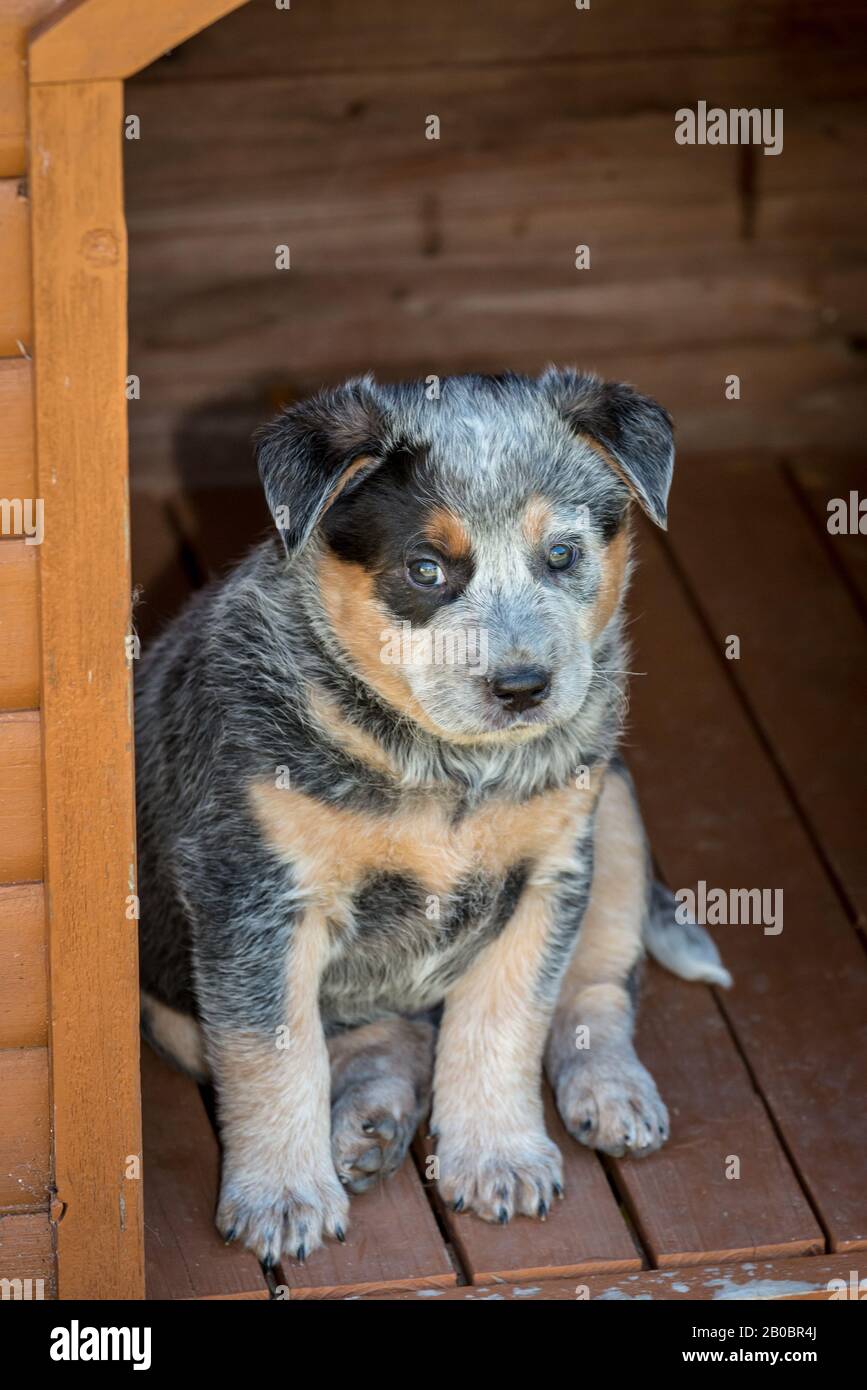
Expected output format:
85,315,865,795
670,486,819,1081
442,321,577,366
124,0,867,492
0,0,60,1298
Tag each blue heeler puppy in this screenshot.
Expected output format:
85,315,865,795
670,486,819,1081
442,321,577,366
136,368,729,1265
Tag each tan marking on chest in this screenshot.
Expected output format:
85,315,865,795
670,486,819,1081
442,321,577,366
250,772,601,904
307,685,402,779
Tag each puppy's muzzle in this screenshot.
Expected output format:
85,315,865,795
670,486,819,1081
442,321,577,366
488,664,552,713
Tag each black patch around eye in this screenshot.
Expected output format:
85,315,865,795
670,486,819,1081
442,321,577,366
377,553,473,626
320,441,419,567
319,442,474,624
407,558,445,588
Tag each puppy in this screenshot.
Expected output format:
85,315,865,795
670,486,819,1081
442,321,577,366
136,368,729,1265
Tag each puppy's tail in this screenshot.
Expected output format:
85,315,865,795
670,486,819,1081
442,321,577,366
644,880,733,988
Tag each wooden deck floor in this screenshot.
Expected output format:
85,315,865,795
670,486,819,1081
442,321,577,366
132,453,867,1301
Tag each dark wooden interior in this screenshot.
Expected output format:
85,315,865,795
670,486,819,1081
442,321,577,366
126,0,867,1299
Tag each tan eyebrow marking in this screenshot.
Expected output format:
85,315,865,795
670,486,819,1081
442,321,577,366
522,495,554,547
423,505,473,559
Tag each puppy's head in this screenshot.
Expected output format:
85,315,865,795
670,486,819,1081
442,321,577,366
256,369,673,743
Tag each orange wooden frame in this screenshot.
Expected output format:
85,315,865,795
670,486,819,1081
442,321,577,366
28,0,250,1302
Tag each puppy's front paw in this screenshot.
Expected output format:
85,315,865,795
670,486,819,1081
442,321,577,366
217,1165,349,1267
555,1051,668,1157
435,1129,563,1223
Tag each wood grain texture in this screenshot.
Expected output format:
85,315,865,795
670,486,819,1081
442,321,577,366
421,1090,641,1285
0,178,31,354
611,965,823,1267
135,0,867,79
0,1046,50,1208
0,710,42,883
789,455,867,614
628,523,867,1255
128,340,867,493
168,487,271,578
666,456,867,930
29,79,143,1299
29,0,250,83
124,76,737,220
759,103,867,196
126,254,862,363
0,0,62,176
346,1253,866,1302
122,5,867,495
757,190,867,253
275,1153,456,1298
129,490,195,645
0,541,39,710
0,359,34,505
142,1047,269,1300
0,883,47,1047
0,1210,55,1295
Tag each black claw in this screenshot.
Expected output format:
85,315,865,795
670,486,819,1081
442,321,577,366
452,1197,465,1213
262,1254,276,1272
497,1206,509,1225
553,1182,564,1199
538,1200,549,1219
336,1226,346,1244
223,1227,237,1245
295,1244,306,1264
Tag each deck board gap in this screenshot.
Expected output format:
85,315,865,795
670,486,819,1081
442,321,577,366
781,456,867,636
408,1136,470,1285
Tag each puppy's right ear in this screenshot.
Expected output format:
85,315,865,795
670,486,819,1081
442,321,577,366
539,367,674,529
255,376,388,556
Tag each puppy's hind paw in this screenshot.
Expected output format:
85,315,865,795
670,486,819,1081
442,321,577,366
556,1052,669,1158
331,1074,422,1195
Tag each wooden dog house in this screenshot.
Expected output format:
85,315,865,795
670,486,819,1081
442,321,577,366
1,0,865,1301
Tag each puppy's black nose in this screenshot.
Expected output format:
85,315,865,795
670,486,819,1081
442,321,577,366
489,665,551,712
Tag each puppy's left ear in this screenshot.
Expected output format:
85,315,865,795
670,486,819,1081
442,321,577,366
539,367,674,529
255,376,388,555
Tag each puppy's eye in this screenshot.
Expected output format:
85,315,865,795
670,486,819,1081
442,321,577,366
407,558,446,588
547,543,577,572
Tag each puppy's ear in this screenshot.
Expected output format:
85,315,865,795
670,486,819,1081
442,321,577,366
255,376,388,555
539,367,674,529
